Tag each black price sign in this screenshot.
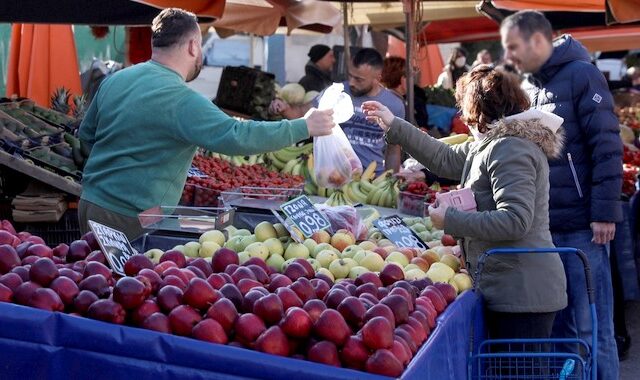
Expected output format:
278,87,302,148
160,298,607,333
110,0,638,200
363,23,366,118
373,215,427,250
280,195,331,238
88,220,137,277
187,166,208,178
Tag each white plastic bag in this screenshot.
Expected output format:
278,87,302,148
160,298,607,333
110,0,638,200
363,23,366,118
313,84,362,188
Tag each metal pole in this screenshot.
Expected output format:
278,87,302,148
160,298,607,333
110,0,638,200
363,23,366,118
342,3,351,79
404,0,415,125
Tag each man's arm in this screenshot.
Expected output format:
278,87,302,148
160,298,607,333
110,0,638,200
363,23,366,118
575,63,623,243
270,99,313,120
78,94,99,148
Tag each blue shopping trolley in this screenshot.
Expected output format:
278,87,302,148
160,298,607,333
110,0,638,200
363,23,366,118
469,248,597,380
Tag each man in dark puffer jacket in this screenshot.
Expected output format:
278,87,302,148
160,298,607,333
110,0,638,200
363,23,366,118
501,11,622,380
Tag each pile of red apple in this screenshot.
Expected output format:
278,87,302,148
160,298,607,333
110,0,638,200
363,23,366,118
0,221,456,378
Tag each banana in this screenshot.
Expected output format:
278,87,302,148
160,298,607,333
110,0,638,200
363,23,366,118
326,187,335,197
361,161,377,182
358,179,376,195
265,152,286,170
372,170,394,186
282,158,298,174
304,182,318,195
438,133,469,145
348,181,368,204
247,155,258,165
292,162,303,176
317,186,327,198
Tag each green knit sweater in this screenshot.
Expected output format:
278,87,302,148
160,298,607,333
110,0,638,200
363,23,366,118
79,60,308,217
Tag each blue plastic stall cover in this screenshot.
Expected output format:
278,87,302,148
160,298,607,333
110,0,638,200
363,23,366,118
0,290,478,380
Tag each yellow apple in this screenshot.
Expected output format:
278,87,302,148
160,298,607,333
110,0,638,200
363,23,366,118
353,250,367,264
451,272,472,292
329,259,351,279
198,241,220,258
303,239,318,255
284,243,310,260
199,230,225,246
307,258,321,272
405,268,427,281
172,245,185,253
440,253,461,272
254,221,278,242
426,262,455,283
238,235,257,251
145,248,164,264
420,250,440,266
349,266,370,279
359,251,385,272
316,250,339,268
238,251,250,264
358,241,377,251
311,230,331,244
245,242,269,261
233,229,252,237
264,238,284,256
273,223,290,238
317,267,335,281
378,239,394,247
331,230,355,252
313,243,337,258
224,236,244,252
341,245,363,259
183,242,201,258
266,254,285,271
403,264,422,273
385,252,409,267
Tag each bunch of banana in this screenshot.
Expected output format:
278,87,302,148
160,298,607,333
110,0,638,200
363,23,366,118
325,190,353,206
438,133,469,145
265,143,313,171
302,154,318,195
281,156,306,176
209,153,264,166
316,186,335,198
364,172,399,209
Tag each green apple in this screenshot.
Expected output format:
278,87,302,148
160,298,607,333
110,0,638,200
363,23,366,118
172,245,185,253
359,251,385,272
341,245,363,259
145,248,164,264
254,221,278,242
239,235,257,251
245,242,269,261
199,230,225,246
183,242,201,258
358,241,377,251
224,236,244,252
368,231,383,242
238,251,250,265
431,230,445,240
223,225,237,237
266,254,285,272
264,237,284,256
412,223,427,233
403,264,422,273
273,223,290,238
451,273,473,293
281,258,296,272
199,241,221,258
329,259,352,279
378,239,394,247
418,230,432,242
317,267,335,281
316,250,339,268
386,251,410,267
233,229,252,237
349,266,370,279
303,239,318,255
422,217,433,231
426,262,456,283
312,243,336,258
284,243,310,260
353,250,367,264
307,258,321,272
405,268,427,280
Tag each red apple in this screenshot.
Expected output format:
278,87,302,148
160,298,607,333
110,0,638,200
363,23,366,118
113,277,147,309
381,294,410,325
87,299,126,324
78,274,110,298
130,299,160,326
380,264,404,286
390,287,415,312
323,288,350,309
303,299,327,324
279,307,312,338
355,283,378,298
168,305,202,336
11,266,29,282
407,316,428,343
441,234,457,246
377,287,390,299
0,230,15,245
189,258,213,278
421,286,447,313
359,292,379,305
397,324,420,347
67,240,90,262
25,235,46,245
157,285,183,312
361,316,394,350
86,250,106,264
52,243,69,258
163,267,189,284
231,266,257,284
134,275,153,298
73,290,99,314
243,257,269,272
206,298,238,334
292,259,314,278
283,262,308,281
355,272,383,288
153,261,178,276
14,281,41,305
159,250,186,268
0,244,21,274
183,277,219,310
81,231,101,251
0,283,11,302
49,276,79,306
124,254,154,276
138,268,162,293
160,275,187,291
391,339,411,366
192,318,228,344
142,312,172,333
29,287,64,312
211,248,239,273
206,273,228,290
410,310,430,333
267,274,293,293
0,272,22,292
337,296,366,327
21,256,40,266
432,282,457,304
224,264,239,276
246,264,269,284
410,278,433,291
310,278,330,300
395,329,418,354
314,273,334,287
256,326,289,356
415,303,437,330
366,349,404,377
392,280,418,301
28,258,58,286
340,335,369,370
15,241,33,259
237,278,263,295
83,261,112,282
314,309,350,346
219,283,243,310
234,313,266,344
307,341,340,367
180,268,198,282
364,303,396,329
254,293,284,325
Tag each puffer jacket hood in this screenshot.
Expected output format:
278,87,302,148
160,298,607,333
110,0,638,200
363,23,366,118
483,118,565,159
531,35,591,84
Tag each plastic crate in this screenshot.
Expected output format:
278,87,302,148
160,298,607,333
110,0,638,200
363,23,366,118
214,66,276,119
22,208,81,246
397,191,426,216
180,183,221,207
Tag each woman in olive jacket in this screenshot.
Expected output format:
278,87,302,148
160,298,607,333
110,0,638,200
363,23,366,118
363,65,567,340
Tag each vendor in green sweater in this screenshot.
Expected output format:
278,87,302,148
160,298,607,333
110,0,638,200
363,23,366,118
78,8,335,239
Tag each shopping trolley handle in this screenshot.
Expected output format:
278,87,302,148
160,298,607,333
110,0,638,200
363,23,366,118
476,247,595,305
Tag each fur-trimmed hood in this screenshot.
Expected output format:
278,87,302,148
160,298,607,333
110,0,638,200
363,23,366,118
482,118,565,159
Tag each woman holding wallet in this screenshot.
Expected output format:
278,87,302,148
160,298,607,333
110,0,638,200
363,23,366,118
362,65,568,341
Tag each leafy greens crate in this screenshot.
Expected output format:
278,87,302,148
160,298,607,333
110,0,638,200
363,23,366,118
214,66,276,120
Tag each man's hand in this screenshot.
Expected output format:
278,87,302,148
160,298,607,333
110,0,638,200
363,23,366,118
590,222,616,245
428,202,449,230
304,108,335,137
269,98,290,116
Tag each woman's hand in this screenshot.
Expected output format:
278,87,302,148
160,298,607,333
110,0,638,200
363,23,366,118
428,202,449,230
361,101,395,131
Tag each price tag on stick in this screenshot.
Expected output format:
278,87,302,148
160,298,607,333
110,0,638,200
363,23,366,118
373,215,427,250
280,195,331,238
88,220,138,277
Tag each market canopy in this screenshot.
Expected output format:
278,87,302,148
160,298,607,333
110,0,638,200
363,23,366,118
0,0,224,25
210,0,341,37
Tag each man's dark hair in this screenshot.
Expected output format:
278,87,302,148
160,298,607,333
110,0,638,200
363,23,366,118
151,8,199,48
352,48,383,70
501,10,553,42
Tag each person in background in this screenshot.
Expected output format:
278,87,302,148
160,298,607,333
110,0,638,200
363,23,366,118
363,65,567,348
381,56,429,130
628,66,640,92
501,11,623,380
273,48,405,175
437,47,469,89
78,8,335,239
471,49,493,68
298,44,335,92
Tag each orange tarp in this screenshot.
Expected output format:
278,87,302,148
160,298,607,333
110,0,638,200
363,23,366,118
6,24,82,108
491,0,605,12
134,0,225,19
607,0,640,24
566,25,640,52
387,37,444,87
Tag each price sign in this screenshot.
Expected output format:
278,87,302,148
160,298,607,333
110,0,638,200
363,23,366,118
88,220,138,277
187,166,208,178
280,195,331,238
373,215,427,250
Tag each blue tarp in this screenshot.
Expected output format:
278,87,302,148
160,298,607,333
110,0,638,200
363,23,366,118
0,290,478,379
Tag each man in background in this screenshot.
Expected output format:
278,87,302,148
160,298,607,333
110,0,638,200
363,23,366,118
299,44,335,92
